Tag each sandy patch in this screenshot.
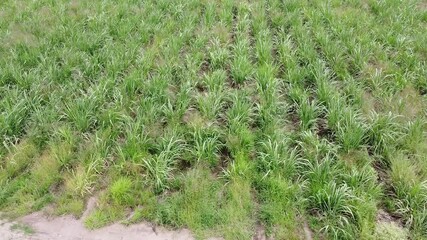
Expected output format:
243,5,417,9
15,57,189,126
3,25,38,47
392,86,424,119
361,90,379,115
374,209,408,240
0,218,29,240
302,220,313,240
0,192,223,240
0,9,8,19
0,194,224,240
417,1,427,10
253,224,269,240
0,211,196,240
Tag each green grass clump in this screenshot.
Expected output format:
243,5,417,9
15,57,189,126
110,177,133,206
258,176,302,239
155,167,222,237
142,134,185,192
367,112,401,157
85,207,125,230
1,140,37,180
231,55,252,84
219,177,255,240
190,127,221,167
64,161,99,198
55,198,85,218
10,223,35,235
389,153,427,238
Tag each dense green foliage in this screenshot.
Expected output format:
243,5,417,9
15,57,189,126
1,0,426,239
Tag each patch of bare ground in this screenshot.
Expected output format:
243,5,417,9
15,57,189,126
361,90,380,115
67,0,93,20
253,224,271,240
213,146,231,176
81,196,98,219
332,6,355,18
332,3,369,19
0,196,216,240
417,1,427,10
316,118,333,141
2,24,38,47
389,86,425,120
302,220,313,240
0,9,7,19
374,209,409,240
364,85,426,120
211,23,232,45
0,218,29,240
376,209,399,223
362,60,393,78
1,4,55,39
36,6,57,33
17,212,195,240
182,107,208,128
286,106,300,134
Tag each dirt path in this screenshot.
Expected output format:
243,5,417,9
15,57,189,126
0,196,223,240
0,211,195,240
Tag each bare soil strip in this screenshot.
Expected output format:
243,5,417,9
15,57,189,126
1,212,195,240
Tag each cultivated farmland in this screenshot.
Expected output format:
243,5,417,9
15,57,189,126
1,0,427,239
